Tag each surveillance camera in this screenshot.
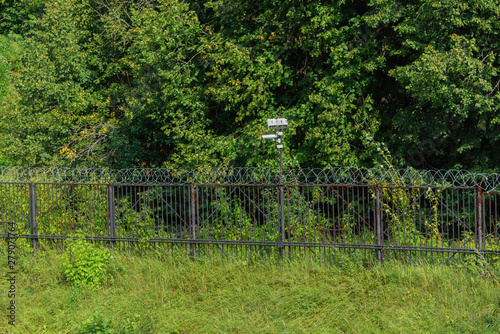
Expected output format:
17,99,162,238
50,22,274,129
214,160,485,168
262,134,278,140
267,118,288,129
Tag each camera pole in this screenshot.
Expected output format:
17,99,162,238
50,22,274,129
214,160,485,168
262,118,288,260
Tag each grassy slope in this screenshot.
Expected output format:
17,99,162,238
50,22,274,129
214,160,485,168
1,250,500,334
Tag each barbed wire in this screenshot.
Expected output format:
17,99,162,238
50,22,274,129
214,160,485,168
0,166,499,190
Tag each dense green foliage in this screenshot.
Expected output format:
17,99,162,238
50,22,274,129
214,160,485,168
61,235,111,289
367,0,500,170
1,250,499,333
0,0,499,170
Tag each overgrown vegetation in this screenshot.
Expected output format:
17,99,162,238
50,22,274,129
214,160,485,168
61,234,111,289
0,0,499,170
1,1,499,331
0,248,499,333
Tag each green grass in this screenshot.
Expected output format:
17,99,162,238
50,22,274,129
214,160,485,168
1,248,500,333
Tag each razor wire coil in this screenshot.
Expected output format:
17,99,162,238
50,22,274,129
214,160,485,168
0,166,499,190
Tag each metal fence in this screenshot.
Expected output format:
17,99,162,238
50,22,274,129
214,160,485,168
1,166,500,264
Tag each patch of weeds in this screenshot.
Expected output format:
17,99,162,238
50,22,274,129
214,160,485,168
33,325,53,334
71,310,159,333
334,249,366,275
119,313,155,334
484,313,500,332
62,233,110,289
454,250,497,277
300,301,318,315
69,287,82,310
73,311,114,334
105,253,126,286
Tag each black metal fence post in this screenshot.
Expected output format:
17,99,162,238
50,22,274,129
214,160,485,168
278,148,285,260
190,183,197,259
278,184,285,260
29,183,38,251
375,185,383,262
286,185,290,260
476,185,484,251
107,184,116,249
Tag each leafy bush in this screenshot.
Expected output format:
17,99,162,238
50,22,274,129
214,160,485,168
73,311,114,334
62,234,110,289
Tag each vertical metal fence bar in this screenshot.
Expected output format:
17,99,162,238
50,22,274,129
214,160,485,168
286,185,292,259
197,184,203,256
29,183,38,251
217,185,222,257
70,184,75,237
120,185,125,252
190,183,197,259
107,184,116,249
240,186,247,255
493,194,498,242
375,185,383,262
476,185,484,251
279,184,285,260
467,187,472,259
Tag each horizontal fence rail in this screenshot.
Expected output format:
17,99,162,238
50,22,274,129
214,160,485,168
1,166,500,264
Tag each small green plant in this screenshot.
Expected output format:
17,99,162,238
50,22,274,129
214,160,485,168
332,249,368,275
62,233,110,289
455,251,492,276
73,311,114,334
486,237,500,272
121,313,155,333
423,187,444,246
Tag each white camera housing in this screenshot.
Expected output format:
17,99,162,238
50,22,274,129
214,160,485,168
262,134,279,140
267,118,288,129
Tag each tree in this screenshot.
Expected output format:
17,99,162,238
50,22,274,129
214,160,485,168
8,0,172,167
10,0,385,169
0,0,46,35
366,0,500,170
122,0,384,168
6,0,500,170
0,33,23,165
